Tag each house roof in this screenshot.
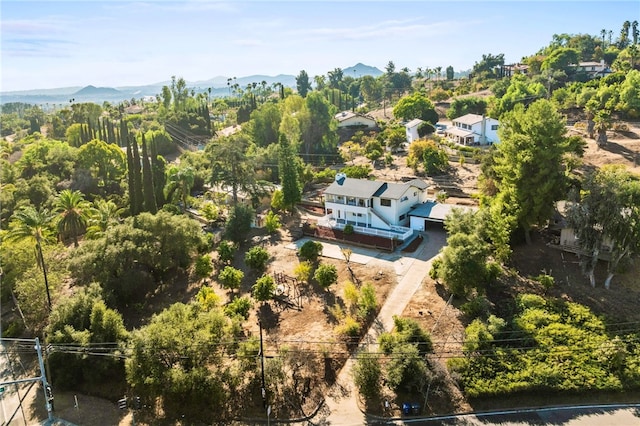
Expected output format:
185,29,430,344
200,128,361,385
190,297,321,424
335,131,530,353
334,111,375,123
409,201,478,222
578,61,605,67
377,182,411,199
446,127,475,138
406,179,429,190
325,178,384,198
325,177,428,200
405,118,424,129
453,113,484,125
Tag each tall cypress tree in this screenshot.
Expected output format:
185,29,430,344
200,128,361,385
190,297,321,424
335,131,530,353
278,134,301,212
150,135,166,207
123,120,138,215
141,133,157,214
132,132,144,214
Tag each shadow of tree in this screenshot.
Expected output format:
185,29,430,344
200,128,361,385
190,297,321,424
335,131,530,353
258,303,281,331
600,140,639,164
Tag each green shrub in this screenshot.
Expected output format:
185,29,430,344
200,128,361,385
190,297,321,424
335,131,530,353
217,240,236,265
314,263,338,290
429,257,442,280
357,282,378,320
252,275,276,302
535,273,555,289
224,296,253,319
340,164,372,179
313,167,336,183
298,240,323,262
460,295,491,320
194,255,214,280
264,210,281,234
245,246,270,271
485,261,502,282
343,224,354,235
335,315,361,338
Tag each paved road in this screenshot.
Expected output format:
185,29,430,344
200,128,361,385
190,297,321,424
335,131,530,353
316,229,447,425
0,340,29,426
393,404,640,425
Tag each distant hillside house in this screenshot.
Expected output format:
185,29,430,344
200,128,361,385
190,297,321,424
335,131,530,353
124,105,144,115
334,111,377,129
445,113,499,146
574,60,611,79
503,63,529,77
405,118,424,144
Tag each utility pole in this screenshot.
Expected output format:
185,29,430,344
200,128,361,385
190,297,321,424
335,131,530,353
258,321,270,425
35,338,54,423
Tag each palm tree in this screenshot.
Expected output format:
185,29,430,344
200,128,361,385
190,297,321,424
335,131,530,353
86,199,121,239
7,206,57,310
55,189,90,247
594,112,611,148
165,165,195,211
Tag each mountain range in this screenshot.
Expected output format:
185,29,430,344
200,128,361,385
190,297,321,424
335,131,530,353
1,63,384,106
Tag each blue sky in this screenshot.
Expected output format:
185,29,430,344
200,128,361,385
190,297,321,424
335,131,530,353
1,1,636,92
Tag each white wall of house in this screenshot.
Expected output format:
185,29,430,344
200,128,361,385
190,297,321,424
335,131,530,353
451,115,500,145
405,119,423,144
323,178,428,230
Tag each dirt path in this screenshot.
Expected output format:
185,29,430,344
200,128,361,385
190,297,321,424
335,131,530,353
320,229,447,425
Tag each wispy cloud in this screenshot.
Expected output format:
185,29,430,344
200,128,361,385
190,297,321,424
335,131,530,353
233,38,265,47
3,38,76,57
2,17,67,34
292,18,457,41
105,0,238,13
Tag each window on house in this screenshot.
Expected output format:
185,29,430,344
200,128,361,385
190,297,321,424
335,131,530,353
414,192,417,196
380,198,391,207
491,124,498,131
399,214,406,220
400,196,408,202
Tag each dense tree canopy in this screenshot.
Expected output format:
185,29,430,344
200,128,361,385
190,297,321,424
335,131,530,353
392,92,438,125
488,99,585,244
566,165,640,288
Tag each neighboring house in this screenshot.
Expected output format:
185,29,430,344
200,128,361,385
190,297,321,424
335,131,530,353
445,113,500,146
334,111,377,129
502,63,529,77
322,174,429,240
573,60,611,79
405,118,424,144
124,105,144,115
550,201,614,259
408,201,478,231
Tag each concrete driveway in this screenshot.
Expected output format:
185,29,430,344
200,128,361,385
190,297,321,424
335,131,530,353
292,229,447,425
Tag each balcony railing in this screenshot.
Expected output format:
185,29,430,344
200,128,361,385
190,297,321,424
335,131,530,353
318,215,413,241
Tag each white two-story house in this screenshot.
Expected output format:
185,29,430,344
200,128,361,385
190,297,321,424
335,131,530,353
321,174,429,240
445,113,500,146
